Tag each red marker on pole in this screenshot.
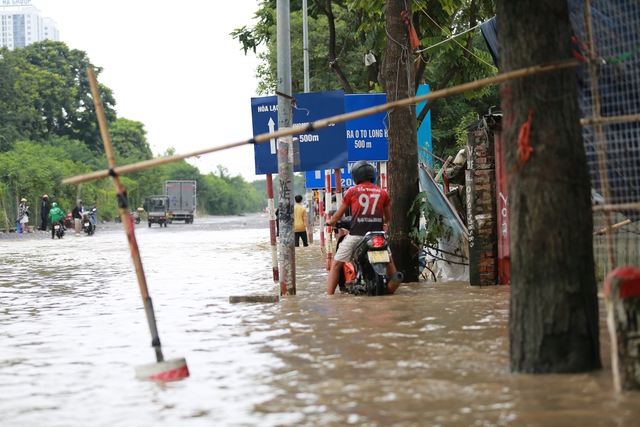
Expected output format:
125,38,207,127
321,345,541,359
325,171,333,270
266,174,279,282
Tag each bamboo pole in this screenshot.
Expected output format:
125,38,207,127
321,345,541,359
580,113,640,126
63,58,581,186
593,202,640,212
418,146,447,164
433,156,453,184
594,219,632,236
88,67,165,364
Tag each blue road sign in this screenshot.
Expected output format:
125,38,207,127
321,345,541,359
345,93,388,162
305,162,379,190
251,90,348,175
305,169,342,190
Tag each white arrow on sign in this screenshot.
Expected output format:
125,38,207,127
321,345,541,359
268,117,276,154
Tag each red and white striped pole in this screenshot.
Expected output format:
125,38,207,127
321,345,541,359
325,170,333,270
334,168,346,238
318,188,325,251
335,168,342,201
379,162,388,191
266,174,278,283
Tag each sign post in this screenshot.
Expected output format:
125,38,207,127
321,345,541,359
276,0,294,295
251,89,349,286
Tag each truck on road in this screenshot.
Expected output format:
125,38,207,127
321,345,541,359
163,180,197,223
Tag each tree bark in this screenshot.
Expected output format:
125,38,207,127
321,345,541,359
380,0,420,282
497,0,601,373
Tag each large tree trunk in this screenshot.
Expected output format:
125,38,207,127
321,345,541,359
380,0,420,282
497,0,601,373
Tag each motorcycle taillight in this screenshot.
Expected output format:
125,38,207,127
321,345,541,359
369,235,386,248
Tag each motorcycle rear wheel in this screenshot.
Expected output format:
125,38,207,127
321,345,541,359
366,273,386,296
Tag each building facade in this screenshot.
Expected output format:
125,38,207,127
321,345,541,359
1,2,58,50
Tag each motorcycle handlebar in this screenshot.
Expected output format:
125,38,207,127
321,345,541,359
335,216,352,230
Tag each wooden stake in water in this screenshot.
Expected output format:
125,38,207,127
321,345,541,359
87,67,188,382
605,267,640,391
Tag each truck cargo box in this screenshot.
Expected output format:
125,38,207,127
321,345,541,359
163,180,196,223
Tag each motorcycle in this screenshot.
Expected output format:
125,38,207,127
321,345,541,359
82,209,96,236
64,211,73,229
114,211,140,224
334,217,404,296
52,220,65,239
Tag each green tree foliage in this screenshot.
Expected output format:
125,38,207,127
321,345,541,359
46,135,101,168
231,0,310,55
200,169,264,215
0,47,43,151
244,5,369,95
430,87,500,160
0,140,100,220
110,118,153,164
0,42,264,223
20,40,116,151
250,172,306,205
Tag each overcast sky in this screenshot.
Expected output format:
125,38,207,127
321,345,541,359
36,0,264,182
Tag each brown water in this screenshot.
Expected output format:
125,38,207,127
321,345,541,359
0,213,638,426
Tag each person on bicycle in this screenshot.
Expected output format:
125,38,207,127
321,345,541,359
326,160,398,295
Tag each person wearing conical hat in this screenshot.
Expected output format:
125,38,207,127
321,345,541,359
18,198,29,233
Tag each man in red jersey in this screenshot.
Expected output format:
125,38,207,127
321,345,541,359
326,160,399,295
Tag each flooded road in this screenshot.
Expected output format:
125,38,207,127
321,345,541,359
1,213,639,426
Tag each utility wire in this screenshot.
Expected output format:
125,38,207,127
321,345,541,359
414,23,480,53
414,4,496,70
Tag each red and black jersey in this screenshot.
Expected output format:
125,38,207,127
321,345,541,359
342,182,390,236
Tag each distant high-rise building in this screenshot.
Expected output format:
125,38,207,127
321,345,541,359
0,3,59,50
42,17,59,42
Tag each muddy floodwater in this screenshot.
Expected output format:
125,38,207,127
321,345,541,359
1,213,639,426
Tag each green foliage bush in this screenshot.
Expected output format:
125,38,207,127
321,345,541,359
0,41,266,223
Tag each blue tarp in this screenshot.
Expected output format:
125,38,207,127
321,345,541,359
418,166,468,242
418,165,469,281
479,17,498,68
